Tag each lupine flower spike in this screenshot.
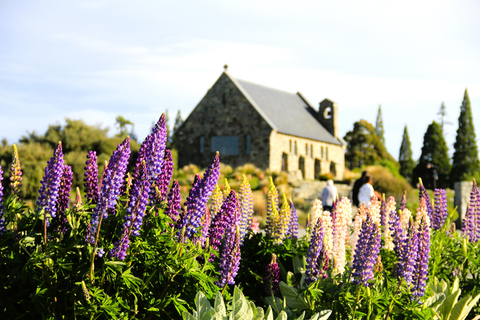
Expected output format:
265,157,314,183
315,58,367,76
209,190,237,253
265,254,280,295
216,225,241,288
286,200,299,239
153,149,173,203
84,151,99,204
179,152,220,240
10,144,22,198
411,213,431,300
111,160,150,260
332,197,351,276
87,137,131,244
165,180,182,226
351,213,381,286
265,177,279,235
305,218,324,285
209,184,223,220
37,142,65,227
238,175,254,244
432,189,447,231
53,165,73,234
418,178,433,226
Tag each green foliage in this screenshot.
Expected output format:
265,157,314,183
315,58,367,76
343,119,397,170
413,121,451,189
375,105,385,146
366,165,415,201
399,125,416,184
450,89,480,185
171,110,184,149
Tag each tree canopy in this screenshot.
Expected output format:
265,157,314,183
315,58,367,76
399,125,415,183
412,121,451,189
343,119,397,170
450,89,480,184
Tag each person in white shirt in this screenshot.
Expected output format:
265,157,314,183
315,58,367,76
358,173,375,208
321,179,337,212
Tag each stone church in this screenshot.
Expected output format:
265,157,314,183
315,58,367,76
175,67,346,180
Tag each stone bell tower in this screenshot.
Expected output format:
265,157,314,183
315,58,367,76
318,99,339,138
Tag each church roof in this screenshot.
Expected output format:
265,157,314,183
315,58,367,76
227,72,342,145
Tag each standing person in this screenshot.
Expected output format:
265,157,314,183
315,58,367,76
351,171,367,207
358,172,375,208
321,179,337,212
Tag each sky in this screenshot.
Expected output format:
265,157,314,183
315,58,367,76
1,0,480,162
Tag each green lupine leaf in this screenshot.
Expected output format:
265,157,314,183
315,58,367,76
214,291,226,317
448,293,480,320
183,311,196,320
279,281,309,310
308,310,332,320
275,311,288,320
264,306,274,320
294,311,306,320
231,286,252,320
424,293,445,310
440,290,461,318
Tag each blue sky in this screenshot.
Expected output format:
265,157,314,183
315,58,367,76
1,0,479,161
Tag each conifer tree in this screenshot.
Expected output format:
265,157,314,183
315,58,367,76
450,89,480,183
412,121,451,189
399,125,415,183
171,110,184,149
375,105,385,146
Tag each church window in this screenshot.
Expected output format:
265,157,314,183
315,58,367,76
211,136,239,156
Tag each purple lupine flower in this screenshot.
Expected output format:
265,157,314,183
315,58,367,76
180,152,220,240
419,182,433,226
84,151,99,204
10,144,22,198
463,181,479,242
475,182,480,242
286,201,299,239
411,214,431,300
199,207,211,247
209,190,237,252
165,180,182,226
153,149,173,203
216,224,241,288
391,212,418,284
110,161,150,260
380,197,388,230
135,114,167,184
238,175,254,245
432,189,447,231
87,137,131,244
37,142,65,226
0,165,5,235
265,254,280,295
97,248,105,258
53,165,73,234
305,218,324,285
351,213,381,286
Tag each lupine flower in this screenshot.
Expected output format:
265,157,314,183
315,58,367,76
165,180,182,226
351,213,381,286
179,153,220,240
319,210,333,260
53,165,73,234
275,194,291,245
37,142,65,226
286,201,299,239
391,213,417,284
153,149,173,202
0,165,5,235
464,181,480,242
350,208,366,258
87,137,131,244
199,207,211,247
135,114,167,184
110,161,150,259
209,184,223,220
475,182,480,241
308,199,323,234
223,178,231,199
84,151,99,204
400,191,407,211
10,144,22,198
238,175,254,244
369,195,381,225
265,177,279,235
250,216,260,234
383,197,396,251
411,214,431,300
432,189,447,230
332,197,351,276
209,190,237,252
216,225,241,287
399,208,412,231
305,218,324,285
97,248,105,258
74,187,83,208
418,179,433,226
265,254,280,295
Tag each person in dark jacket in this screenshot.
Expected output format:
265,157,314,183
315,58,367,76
351,171,367,207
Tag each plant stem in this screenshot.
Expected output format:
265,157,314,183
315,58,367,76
89,213,104,282
352,285,361,319
385,279,402,320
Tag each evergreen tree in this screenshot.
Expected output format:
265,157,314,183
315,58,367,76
171,110,184,149
450,89,480,183
412,121,451,189
375,105,385,146
399,125,415,183
165,109,171,148
344,119,397,170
